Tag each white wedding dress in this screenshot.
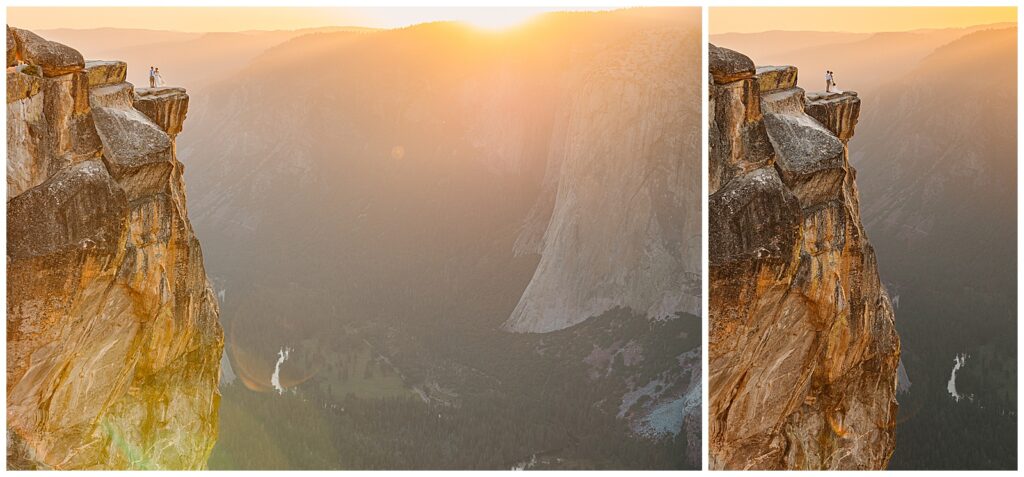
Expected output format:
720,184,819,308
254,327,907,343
154,72,166,87
828,76,843,94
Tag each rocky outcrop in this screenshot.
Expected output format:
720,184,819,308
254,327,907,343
755,65,798,93
133,87,189,138
709,44,755,84
708,45,774,195
83,60,127,88
708,46,899,470
8,27,84,77
7,28,222,470
805,91,861,141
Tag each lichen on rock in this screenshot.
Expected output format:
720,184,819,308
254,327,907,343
6,27,222,470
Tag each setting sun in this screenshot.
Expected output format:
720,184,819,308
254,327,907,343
456,9,546,30
6,6,594,32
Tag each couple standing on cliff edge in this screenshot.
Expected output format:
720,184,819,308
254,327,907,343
149,66,166,87
825,70,842,93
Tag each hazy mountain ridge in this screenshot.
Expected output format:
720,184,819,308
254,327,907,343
858,27,1016,244
171,8,701,469
37,26,374,89
711,22,1014,94
854,26,1017,469
182,9,701,336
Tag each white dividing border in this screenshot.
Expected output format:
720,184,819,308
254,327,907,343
700,2,711,473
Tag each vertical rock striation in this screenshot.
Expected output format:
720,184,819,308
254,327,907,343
708,45,899,470
503,26,702,333
6,27,222,470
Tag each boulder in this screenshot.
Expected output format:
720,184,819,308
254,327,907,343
8,69,101,198
91,106,174,200
89,82,134,110
84,60,127,88
710,78,774,192
134,87,189,137
756,65,798,93
9,27,84,77
709,167,801,264
763,111,846,208
805,91,861,141
709,44,755,84
7,159,127,259
760,87,806,115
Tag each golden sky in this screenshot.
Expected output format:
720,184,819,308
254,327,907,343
6,7,600,32
711,7,1017,35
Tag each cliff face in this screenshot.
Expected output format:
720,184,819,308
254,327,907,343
6,27,222,470
503,26,701,333
180,11,702,338
708,45,899,470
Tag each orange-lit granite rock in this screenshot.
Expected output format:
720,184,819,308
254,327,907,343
708,44,774,195
708,46,899,470
133,87,189,138
6,28,222,470
8,27,84,77
805,91,861,142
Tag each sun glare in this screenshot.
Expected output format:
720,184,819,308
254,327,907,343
460,9,544,31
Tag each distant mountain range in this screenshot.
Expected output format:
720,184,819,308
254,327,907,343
37,26,375,88
711,23,1014,94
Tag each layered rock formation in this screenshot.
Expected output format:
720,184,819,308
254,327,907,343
708,45,899,470
7,27,222,470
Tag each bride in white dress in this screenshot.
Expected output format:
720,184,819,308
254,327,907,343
829,71,843,94
154,67,166,87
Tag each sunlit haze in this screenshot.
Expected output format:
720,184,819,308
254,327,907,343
7,7,606,32
710,7,1016,34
